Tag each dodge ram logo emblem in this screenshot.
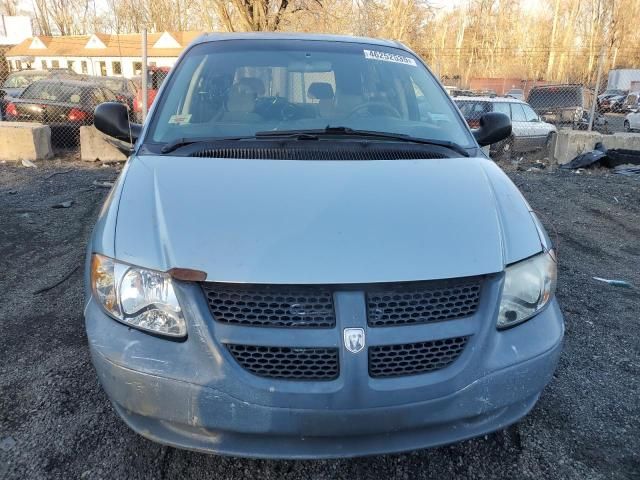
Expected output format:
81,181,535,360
343,328,365,354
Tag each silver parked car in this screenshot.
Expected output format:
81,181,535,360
624,109,640,132
86,33,563,459
455,96,557,158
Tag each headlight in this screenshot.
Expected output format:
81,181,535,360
498,250,557,329
90,254,186,338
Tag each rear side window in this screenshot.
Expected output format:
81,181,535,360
511,103,527,122
493,102,510,117
102,88,117,101
455,101,492,118
528,87,581,108
522,104,538,121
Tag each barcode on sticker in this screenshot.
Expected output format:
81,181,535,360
364,50,417,66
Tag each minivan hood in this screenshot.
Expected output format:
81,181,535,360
114,155,543,284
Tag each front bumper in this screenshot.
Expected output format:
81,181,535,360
85,278,564,459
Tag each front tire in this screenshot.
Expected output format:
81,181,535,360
491,136,513,162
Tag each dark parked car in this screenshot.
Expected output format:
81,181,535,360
5,79,118,145
527,84,594,128
1,69,77,118
598,89,628,113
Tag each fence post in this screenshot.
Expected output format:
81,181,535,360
588,47,605,132
141,28,148,123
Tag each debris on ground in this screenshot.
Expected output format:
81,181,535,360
592,277,634,288
20,159,37,168
561,143,607,170
92,180,115,188
562,143,640,170
45,170,74,180
614,165,640,177
32,266,80,295
51,200,73,209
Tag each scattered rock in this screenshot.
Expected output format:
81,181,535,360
21,159,37,168
0,436,16,451
51,200,73,209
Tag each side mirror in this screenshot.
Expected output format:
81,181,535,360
94,102,142,143
473,112,512,146
0,89,5,98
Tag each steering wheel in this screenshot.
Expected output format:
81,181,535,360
348,101,401,119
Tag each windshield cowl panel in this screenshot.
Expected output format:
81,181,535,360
145,39,474,152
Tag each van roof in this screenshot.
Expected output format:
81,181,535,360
195,32,405,49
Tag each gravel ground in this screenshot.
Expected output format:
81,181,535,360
0,158,638,480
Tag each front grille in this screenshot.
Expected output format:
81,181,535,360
227,345,339,380
366,279,482,327
369,336,468,378
201,283,335,328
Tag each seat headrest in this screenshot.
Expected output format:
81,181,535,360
237,77,265,96
227,83,256,113
308,82,335,101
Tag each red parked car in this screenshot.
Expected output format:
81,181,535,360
133,66,170,122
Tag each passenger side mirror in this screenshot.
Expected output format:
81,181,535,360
94,101,141,144
473,112,512,147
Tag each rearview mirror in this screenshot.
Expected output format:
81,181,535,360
473,112,512,146
94,102,141,144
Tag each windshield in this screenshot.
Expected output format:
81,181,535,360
528,87,582,108
3,73,47,88
148,40,473,147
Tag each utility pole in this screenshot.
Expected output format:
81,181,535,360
141,28,148,123
588,47,604,132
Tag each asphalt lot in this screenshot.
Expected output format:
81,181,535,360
0,158,638,479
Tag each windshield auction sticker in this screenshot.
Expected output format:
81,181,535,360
169,114,192,125
364,50,417,66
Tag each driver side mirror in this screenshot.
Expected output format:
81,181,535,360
473,112,512,147
94,102,142,144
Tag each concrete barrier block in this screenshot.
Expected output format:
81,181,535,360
603,133,640,151
80,125,128,162
0,121,52,161
553,130,602,165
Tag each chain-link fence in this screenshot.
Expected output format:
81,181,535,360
0,31,171,154
445,68,640,161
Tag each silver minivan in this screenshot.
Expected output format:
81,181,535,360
86,33,563,459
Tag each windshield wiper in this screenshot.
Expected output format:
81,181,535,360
255,126,470,157
160,136,253,154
